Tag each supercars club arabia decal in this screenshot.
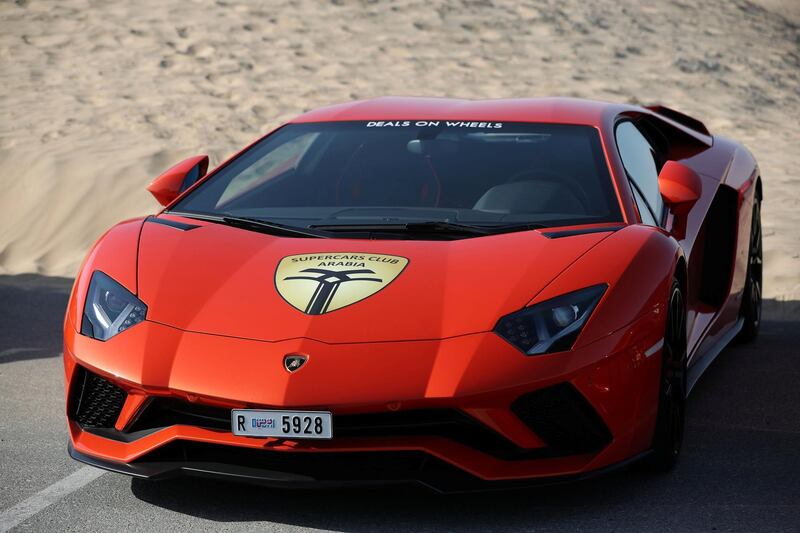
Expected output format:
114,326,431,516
275,253,409,315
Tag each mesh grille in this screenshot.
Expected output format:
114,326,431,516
71,367,127,428
511,383,612,454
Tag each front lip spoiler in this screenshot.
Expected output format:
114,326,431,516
68,442,421,491
68,442,651,494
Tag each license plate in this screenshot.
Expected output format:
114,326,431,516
231,409,332,439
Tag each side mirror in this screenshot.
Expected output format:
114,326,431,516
658,160,702,240
146,155,209,206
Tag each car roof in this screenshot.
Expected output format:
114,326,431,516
290,97,633,127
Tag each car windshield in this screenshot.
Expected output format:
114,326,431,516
171,121,622,235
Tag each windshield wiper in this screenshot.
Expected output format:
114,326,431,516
170,211,331,239
170,211,546,239
309,221,547,236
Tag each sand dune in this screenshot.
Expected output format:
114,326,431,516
0,0,798,299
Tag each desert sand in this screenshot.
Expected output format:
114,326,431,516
0,0,798,299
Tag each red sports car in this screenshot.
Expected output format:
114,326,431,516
65,97,762,492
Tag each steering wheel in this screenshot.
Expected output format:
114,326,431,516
507,169,592,212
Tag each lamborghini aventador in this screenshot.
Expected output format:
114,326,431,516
65,97,762,491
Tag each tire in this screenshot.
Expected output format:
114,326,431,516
642,278,687,472
738,199,762,342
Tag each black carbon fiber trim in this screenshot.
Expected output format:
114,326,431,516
145,216,200,231
69,440,649,493
542,225,624,239
122,398,561,461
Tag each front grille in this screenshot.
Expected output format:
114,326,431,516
117,384,610,460
125,398,552,460
70,367,127,428
510,383,612,454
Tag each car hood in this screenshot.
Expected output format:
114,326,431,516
137,216,612,343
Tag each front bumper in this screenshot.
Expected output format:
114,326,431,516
64,311,664,489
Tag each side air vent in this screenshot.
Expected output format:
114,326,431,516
697,185,738,308
70,367,127,428
511,383,612,454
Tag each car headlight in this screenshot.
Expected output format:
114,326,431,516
494,284,607,355
80,271,147,341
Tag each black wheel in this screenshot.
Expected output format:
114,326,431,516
642,279,687,472
738,199,762,342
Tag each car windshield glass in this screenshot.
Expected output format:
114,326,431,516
171,121,622,234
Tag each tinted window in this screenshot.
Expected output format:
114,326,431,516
173,122,622,231
632,186,656,226
616,121,663,224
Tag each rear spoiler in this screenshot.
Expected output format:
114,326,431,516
645,105,711,137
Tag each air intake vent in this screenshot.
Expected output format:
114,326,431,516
70,367,127,428
511,383,612,454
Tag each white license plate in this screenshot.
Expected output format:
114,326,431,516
231,409,332,439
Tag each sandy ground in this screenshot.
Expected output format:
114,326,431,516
0,0,798,298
